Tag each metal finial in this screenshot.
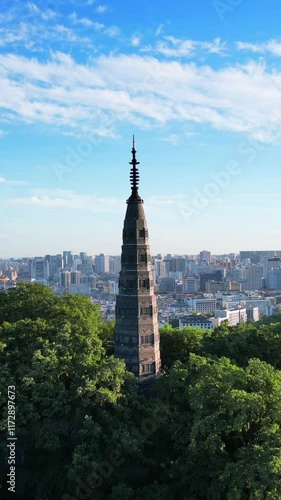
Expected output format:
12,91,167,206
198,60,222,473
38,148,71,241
129,136,140,192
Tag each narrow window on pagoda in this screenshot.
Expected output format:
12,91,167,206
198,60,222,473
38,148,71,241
140,306,152,316
141,335,153,344
139,279,149,289
139,228,145,238
139,254,147,264
141,363,155,373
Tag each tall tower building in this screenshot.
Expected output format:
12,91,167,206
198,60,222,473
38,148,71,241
31,259,50,284
114,138,161,383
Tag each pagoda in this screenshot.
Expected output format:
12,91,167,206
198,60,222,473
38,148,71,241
114,138,161,383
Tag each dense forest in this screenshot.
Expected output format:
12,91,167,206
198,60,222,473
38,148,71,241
1,284,281,499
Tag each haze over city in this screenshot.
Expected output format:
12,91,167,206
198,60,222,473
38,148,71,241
1,0,281,257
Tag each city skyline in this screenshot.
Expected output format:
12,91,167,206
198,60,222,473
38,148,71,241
3,249,281,260
1,0,281,256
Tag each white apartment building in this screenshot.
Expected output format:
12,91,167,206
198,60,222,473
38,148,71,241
213,308,247,326
222,297,274,317
190,298,217,314
246,306,260,322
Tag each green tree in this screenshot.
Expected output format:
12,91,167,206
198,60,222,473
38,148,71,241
159,324,210,369
0,284,127,499
158,355,281,499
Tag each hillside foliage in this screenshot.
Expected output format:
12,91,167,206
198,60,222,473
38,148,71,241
1,284,281,499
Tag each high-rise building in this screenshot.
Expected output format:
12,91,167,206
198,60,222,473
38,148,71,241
71,270,81,285
31,259,49,284
95,254,110,274
200,270,223,291
59,270,71,289
109,256,122,274
185,276,199,293
52,254,64,275
240,251,281,264
114,139,161,383
159,277,176,293
243,265,263,291
199,250,211,263
63,251,73,269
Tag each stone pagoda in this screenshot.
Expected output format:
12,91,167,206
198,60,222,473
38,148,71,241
114,137,161,383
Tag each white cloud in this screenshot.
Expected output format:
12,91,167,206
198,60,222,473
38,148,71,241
155,24,164,36
41,9,58,21
131,35,141,47
96,5,108,13
54,24,90,43
0,12,15,23
0,176,26,185
1,51,281,142
0,20,91,50
143,36,227,58
236,39,281,56
69,12,104,29
7,189,207,222
104,26,120,37
0,23,30,48
28,3,39,13
8,189,124,213
161,134,181,146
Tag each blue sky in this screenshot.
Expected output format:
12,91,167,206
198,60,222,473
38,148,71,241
1,0,281,257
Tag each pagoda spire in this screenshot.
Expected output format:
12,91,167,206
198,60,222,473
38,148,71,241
129,135,141,198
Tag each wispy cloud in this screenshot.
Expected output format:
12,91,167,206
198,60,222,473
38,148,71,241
69,12,104,29
0,12,15,24
161,131,195,145
8,189,124,213
41,9,58,21
96,5,108,13
155,24,164,36
236,39,281,56
0,176,26,185
104,26,120,37
161,134,181,146
1,49,281,142
143,36,227,57
7,189,212,221
131,35,141,47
